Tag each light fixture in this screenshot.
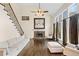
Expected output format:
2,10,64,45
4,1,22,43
31,3,48,16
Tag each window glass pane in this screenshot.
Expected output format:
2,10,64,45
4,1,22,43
58,22,61,39
63,10,68,19
58,15,62,39
69,3,77,16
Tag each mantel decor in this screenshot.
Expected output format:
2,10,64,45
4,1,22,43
34,18,45,29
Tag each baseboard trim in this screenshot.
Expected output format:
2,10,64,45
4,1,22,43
17,39,31,56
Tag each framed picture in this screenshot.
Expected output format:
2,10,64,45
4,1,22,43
22,16,29,20
34,18,45,29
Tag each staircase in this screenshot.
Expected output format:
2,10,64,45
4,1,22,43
0,3,24,36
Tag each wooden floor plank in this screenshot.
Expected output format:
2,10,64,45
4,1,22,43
18,39,64,56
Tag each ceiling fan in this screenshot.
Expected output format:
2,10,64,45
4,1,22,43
31,3,48,16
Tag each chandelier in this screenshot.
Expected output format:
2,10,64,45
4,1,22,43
31,3,48,16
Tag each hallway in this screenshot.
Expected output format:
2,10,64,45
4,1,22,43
18,39,63,56
0,3,79,56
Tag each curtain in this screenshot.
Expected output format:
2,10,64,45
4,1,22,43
69,14,78,45
63,19,67,46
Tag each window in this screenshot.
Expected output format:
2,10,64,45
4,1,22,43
63,10,68,19
69,3,77,16
58,15,62,39
58,22,61,39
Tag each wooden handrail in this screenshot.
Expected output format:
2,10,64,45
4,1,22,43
8,3,24,35
0,3,24,36
0,3,5,7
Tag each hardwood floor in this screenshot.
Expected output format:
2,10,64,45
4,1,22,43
18,39,64,56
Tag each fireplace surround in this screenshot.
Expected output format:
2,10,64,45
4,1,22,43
34,31,45,38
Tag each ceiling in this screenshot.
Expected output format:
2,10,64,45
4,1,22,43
11,3,64,16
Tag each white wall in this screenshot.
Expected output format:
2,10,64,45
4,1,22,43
11,3,53,39
0,4,20,42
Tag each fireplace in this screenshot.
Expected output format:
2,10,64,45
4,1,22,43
34,31,45,38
